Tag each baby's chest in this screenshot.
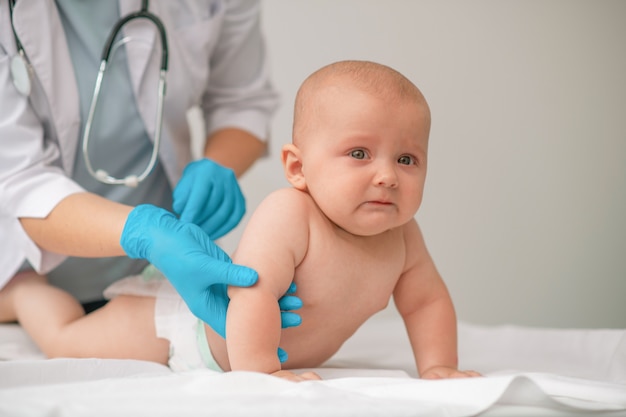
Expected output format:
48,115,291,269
294,235,406,314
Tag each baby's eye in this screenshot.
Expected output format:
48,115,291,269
350,149,367,160
398,155,415,165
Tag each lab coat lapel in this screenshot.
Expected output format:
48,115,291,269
11,0,80,175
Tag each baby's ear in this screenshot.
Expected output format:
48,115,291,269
281,143,307,191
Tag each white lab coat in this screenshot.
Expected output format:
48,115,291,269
0,0,279,288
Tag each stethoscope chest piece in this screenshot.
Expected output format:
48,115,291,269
10,53,31,96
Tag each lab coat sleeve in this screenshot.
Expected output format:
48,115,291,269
0,45,84,288
201,0,280,143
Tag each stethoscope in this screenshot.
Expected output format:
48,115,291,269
8,0,169,187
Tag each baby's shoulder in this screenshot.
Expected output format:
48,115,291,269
266,187,312,200
250,188,317,228
260,188,316,211
398,218,430,268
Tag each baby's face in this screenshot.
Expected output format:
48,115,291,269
298,85,429,236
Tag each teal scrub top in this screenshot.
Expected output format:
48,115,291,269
44,1,173,302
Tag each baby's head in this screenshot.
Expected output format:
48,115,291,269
292,60,430,148
283,60,431,236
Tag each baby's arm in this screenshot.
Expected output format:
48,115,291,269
226,189,310,375
393,221,480,379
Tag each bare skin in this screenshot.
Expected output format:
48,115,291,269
0,271,169,363
1,215,477,380
211,61,480,380
0,61,480,382
209,189,480,380
16,128,264,263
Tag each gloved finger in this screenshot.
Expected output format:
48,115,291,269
173,162,204,216
179,181,214,225
171,184,190,216
285,282,297,295
192,181,222,228
177,221,231,263
280,311,302,328
209,206,244,240
278,295,302,311
202,285,229,338
172,167,194,215
200,258,258,288
208,183,246,240
202,182,231,238
278,347,288,363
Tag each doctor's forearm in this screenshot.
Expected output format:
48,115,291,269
204,128,267,177
19,192,132,258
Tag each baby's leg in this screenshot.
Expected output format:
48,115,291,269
0,270,86,352
0,271,48,322
1,271,169,364
60,294,170,364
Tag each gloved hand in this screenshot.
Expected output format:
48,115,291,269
279,282,302,328
277,282,302,363
121,205,302,345
173,158,245,239
121,204,253,336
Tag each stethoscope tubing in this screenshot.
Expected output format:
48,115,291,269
8,0,32,95
8,0,169,188
101,5,169,72
82,1,169,187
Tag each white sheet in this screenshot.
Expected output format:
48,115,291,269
1,367,625,417
1,308,625,417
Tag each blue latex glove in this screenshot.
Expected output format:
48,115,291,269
121,205,302,359
279,282,302,328
172,159,245,239
277,282,302,363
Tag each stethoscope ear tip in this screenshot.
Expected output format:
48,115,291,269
10,54,31,96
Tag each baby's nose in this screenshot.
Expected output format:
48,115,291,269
374,165,399,188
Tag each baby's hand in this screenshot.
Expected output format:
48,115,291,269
420,366,481,380
272,370,322,382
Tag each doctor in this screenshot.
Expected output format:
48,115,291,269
0,0,299,337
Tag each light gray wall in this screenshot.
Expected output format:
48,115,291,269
220,0,626,328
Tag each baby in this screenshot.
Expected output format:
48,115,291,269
0,60,479,381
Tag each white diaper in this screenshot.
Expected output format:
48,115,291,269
103,266,222,373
